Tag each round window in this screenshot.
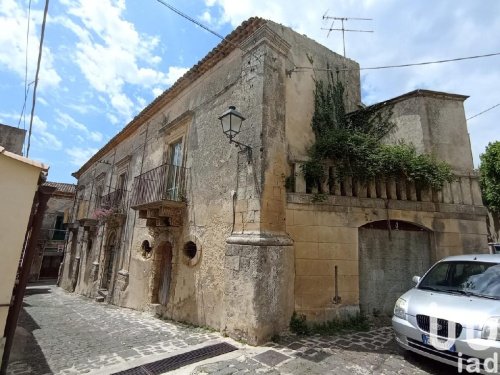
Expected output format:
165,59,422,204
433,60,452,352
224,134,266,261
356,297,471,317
184,241,197,259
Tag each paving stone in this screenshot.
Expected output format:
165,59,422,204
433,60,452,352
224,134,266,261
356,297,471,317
253,350,290,367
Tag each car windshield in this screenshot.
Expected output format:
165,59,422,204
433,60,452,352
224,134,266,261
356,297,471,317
418,261,500,299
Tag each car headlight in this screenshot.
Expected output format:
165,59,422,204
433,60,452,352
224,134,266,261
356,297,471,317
394,298,407,320
482,317,500,341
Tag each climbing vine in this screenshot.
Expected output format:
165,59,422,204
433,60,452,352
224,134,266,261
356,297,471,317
302,72,454,190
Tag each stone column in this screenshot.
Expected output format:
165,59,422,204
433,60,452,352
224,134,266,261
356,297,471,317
221,26,294,345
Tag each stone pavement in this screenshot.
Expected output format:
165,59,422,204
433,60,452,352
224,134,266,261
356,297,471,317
7,282,460,374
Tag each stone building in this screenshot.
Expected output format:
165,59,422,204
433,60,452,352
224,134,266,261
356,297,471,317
29,181,76,281
59,17,488,344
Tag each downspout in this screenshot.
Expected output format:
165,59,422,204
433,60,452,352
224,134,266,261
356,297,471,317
1,184,55,374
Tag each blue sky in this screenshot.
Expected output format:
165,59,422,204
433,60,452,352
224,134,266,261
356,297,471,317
1,0,499,183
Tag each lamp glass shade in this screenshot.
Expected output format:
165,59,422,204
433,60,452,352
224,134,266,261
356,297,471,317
219,106,245,138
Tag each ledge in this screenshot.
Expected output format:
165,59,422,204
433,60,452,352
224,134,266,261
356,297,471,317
226,233,293,246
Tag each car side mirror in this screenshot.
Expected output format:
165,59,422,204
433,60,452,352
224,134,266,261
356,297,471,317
412,276,421,284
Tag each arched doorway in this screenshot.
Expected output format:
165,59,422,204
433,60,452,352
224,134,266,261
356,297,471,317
102,232,117,291
151,242,173,305
358,220,432,316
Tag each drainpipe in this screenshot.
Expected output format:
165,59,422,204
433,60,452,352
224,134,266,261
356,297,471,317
1,184,55,374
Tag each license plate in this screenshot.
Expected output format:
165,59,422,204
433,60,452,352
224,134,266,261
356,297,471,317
422,334,456,352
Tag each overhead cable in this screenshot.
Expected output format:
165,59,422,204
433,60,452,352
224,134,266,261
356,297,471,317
467,103,500,121
292,51,500,73
26,0,50,158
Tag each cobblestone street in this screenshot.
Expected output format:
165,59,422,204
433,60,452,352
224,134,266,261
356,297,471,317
8,282,461,374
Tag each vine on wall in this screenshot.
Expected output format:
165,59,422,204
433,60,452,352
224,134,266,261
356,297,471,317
302,72,454,191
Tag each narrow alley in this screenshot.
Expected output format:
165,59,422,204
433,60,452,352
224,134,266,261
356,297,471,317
6,282,459,375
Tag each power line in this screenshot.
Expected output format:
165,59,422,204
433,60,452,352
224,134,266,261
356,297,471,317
153,1,289,68
467,103,500,121
18,0,33,130
26,0,49,158
360,51,500,71
155,0,226,41
291,51,500,73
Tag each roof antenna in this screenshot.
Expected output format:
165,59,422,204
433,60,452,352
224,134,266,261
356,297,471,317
321,14,373,58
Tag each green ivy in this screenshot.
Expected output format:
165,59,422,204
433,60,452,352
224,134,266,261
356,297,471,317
304,72,454,190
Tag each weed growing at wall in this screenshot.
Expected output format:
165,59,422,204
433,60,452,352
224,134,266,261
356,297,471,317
289,311,369,336
302,72,454,191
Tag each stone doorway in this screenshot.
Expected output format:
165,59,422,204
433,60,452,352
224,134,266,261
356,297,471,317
358,220,432,316
151,242,173,305
101,232,117,291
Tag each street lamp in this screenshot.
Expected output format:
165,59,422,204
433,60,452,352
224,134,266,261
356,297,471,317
218,106,252,160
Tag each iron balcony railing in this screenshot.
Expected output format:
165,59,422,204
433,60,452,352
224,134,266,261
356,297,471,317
100,189,126,212
131,163,187,207
39,228,67,242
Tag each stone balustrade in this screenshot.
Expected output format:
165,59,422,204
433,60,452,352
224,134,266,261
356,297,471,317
291,162,483,206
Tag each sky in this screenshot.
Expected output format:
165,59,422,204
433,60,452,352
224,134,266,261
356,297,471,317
0,0,499,183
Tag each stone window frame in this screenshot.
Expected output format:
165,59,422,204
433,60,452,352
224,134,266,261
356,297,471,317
114,155,131,192
159,111,192,167
182,235,202,267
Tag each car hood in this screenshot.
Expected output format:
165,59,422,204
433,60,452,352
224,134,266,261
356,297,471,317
403,289,500,330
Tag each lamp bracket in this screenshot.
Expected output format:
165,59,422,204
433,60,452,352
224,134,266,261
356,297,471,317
228,137,252,162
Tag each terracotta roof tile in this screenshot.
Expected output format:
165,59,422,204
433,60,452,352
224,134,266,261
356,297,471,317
43,181,76,195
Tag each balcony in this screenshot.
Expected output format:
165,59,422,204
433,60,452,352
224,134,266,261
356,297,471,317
100,189,127,213
39,228,67,242
289,162,484,209
130,163,187,227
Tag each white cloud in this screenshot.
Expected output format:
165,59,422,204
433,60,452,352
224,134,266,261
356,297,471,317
166,66,189,86
89,131,103,142
152,88,164,97
65,146,99,166
0,0,61,90
200,11,212,25
57,0,188,122
32,116,62,150
55,110,88,132
207,0,500,166
107,113,119,125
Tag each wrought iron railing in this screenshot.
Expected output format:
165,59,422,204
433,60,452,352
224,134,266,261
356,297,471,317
130,163,187,207
100,189,126,212
39,228,67,242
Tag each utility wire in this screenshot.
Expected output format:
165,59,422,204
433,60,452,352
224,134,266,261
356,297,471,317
18,0,32,130
467,103,500,121
155,0,227,40
360,51,500,71
154,0,288,67
26,0,49,158
292,51,500,73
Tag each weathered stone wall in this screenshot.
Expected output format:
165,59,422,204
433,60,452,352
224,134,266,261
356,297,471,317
385,93,475,173
0,124,25,155
30,194,74,281
266,22,361,163
286,194,489,322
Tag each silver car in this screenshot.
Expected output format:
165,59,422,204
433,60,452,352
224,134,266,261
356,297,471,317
392,254,500,373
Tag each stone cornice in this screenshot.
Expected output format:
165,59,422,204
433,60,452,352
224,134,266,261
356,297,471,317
240,24,291,57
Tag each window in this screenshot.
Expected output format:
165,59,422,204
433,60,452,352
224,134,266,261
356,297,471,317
166,139,183,200
52,214,65,240
95,185,104,209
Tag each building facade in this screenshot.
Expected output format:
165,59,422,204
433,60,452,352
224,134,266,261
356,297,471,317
29,182,76,281
59,18,488,344
0,146,47,368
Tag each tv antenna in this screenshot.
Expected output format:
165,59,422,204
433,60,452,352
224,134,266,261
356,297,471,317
322,14,373,57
